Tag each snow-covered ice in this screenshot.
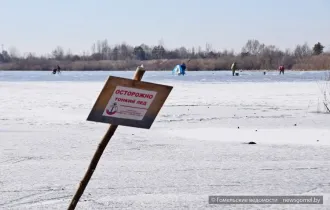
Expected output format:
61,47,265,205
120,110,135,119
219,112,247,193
1,70,330,210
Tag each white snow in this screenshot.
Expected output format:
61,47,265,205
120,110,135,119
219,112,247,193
1,71,330,210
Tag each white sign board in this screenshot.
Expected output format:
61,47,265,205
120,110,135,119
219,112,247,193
87,76,173,129
102,86,157,121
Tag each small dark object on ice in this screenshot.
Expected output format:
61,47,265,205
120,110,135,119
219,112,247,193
255,129,258,132
317,140,319,142
237,126,240,129
242,141,257,144
294,124,297,126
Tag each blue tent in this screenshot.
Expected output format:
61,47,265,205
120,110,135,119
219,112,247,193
172,64,186,75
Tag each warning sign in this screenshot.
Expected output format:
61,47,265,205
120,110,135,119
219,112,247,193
87,76,173,129
102,86,157,120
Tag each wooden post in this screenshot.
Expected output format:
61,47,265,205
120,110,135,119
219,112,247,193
67,66,146,210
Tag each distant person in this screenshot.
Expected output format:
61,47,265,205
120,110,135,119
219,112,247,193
180,62,186,75
231,62,237,76
279,65,285,75
52,67,57,74
57,65,61,74
52,65,61,74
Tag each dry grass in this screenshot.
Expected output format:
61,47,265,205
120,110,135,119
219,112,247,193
1,54,330,71
292,54,330,70
317,71,330,113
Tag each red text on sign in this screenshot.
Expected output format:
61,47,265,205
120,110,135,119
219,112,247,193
115,89,154,99
136,101,147,106
115,97,148,106
115,97,135,103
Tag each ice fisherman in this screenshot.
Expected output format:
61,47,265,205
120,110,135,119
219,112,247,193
180,62,186,75
52,65,61,74
56,65,61,73
279,65,285,75
231,62,237,76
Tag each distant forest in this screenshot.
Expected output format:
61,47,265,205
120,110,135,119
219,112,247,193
0,39,329,71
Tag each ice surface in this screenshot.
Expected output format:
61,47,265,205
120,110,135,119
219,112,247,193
0,71,330,209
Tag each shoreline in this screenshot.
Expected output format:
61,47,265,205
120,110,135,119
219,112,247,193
0,69,329,72
0,69,330,73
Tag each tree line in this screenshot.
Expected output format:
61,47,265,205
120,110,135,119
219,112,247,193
0,39,329,71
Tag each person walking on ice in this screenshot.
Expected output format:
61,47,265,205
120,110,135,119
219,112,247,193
231,62,237,76
279,65,285,75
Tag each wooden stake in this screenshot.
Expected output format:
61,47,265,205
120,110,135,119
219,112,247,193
67,66,146,210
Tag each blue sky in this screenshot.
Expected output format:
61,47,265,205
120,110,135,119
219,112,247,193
0,0,329,56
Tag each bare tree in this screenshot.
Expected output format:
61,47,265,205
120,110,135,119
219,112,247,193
158,39,164,47
101,39,109,59
91,43,96,54
1,38,330,71
178,47,188,58
205,43,212,53
294,43,312,59
96,40,102,54
242,39,264,55
8,46,20,58
52,46,65,60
